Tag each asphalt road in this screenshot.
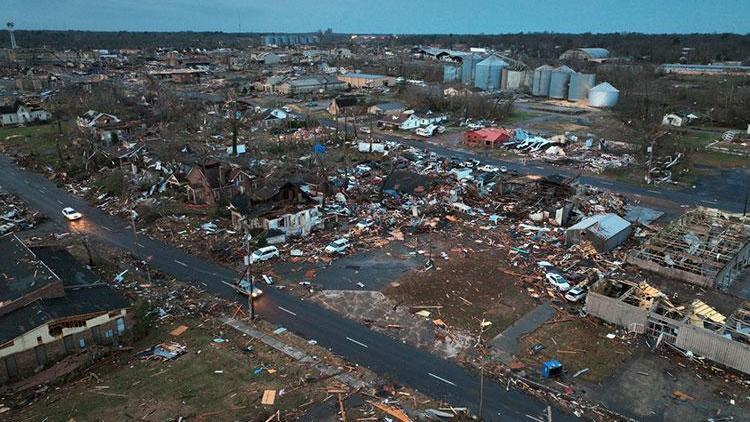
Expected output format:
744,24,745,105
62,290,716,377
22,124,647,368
0,155,576,421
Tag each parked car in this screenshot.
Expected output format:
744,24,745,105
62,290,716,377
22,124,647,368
359,127,371,134
564,286,587,302
477,165,499,173
356,218,375,230
61,207,83,221
546,273,571,291
237,278,264,298
249,246,279,263
0,222,15,234
325,238,350,254
500,166,508,173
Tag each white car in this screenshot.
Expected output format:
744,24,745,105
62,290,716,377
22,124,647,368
477,165,499,173
546,273,571,292
62,207,83,221
500,166,508,173
355,219,375,230
359,127,371,134
565,286,587,302
237,278,263,298
325,238,350,254
249,246,279,263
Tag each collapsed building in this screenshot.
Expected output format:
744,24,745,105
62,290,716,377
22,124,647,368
585,279,750,375
628,208,750,289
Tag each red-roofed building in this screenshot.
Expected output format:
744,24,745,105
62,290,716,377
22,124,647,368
463,128,512,148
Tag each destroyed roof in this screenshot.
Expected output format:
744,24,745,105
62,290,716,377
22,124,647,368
332,96,362,107
371,102,405,111
568,213,631,239
0,284,129,345
383,170,436,195
0,234,61,305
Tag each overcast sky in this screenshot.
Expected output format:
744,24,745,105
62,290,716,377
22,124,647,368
5,0,750,34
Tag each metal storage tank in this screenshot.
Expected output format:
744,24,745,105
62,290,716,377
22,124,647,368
532,65,554,96
443,64,461,83
474,55,508,91
568,73,596,101
506,70,529,89
549,65,576,99
588,82,619,107
461,54,481,85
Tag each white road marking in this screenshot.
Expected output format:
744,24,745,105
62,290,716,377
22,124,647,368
39,189,46,193
102,226,112,232
534,166,545,170
647,190,660,194
428,372,456,386
56,200,63,204
701,199,718,204
137,243,145,248
346,337,369,348
600,181,613,186
278,306,297,316
24,180,30,184
174,259,188,267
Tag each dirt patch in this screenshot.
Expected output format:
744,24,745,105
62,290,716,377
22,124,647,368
384,248,539,340
517,316,635,383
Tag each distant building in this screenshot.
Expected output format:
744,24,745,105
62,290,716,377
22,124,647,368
337,73,396,89
559,48,610,62
328,96,366,116
0,236,131,384
367,102,406,115
662,112,700,127
262,34,318,46
657,63,750,76
276,75,346,95
255,52,281,66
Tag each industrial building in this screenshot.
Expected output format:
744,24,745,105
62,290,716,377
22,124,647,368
627,208,750,289
585,279,750,375
337,73,396,89
0,235,131,384
262,33,318,46
657,63,750,76
275,75,346,95
565,213,631,252
559,48,610,61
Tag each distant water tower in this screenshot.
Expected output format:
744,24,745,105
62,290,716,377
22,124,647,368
7,22,18,49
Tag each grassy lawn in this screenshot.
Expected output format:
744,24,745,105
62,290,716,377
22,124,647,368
0,123,62,167
12,319,329,421
678,131,719,149
518,317,633,383
504,110,542,125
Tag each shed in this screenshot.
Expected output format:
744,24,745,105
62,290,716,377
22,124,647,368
565,213,631,252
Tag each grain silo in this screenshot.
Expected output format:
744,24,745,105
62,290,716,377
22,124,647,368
443,64,461,83
461,54,481,85
532,65,554,96
588,82,619,107
506,70,530,90
568,73,596,101
549,65,576,99
474,55,508,91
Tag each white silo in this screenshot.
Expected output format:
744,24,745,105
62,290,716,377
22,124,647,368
588,82,619,107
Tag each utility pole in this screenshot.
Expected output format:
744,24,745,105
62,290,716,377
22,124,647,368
477,319,488,421
130,210,138,248
245,234,255,319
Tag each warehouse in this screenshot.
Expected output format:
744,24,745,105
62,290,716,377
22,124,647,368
337,73,396,89
559,47,610,61
627,208,750,289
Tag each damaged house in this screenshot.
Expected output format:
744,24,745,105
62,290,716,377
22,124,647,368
585,279,750,375
565,213,632,252
229,182,322,240
77,110,142,145
183,161,244,205
0,235,131,384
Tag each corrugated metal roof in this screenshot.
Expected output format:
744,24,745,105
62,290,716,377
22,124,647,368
568,213,630,239
590,82,619,92
578,48,610,59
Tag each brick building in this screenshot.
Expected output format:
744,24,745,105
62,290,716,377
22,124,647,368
0,235,131,385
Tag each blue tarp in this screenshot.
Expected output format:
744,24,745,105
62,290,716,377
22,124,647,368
541,360,563,378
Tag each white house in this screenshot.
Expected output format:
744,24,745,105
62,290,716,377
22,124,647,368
399,113,448,130
0,101,52,126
